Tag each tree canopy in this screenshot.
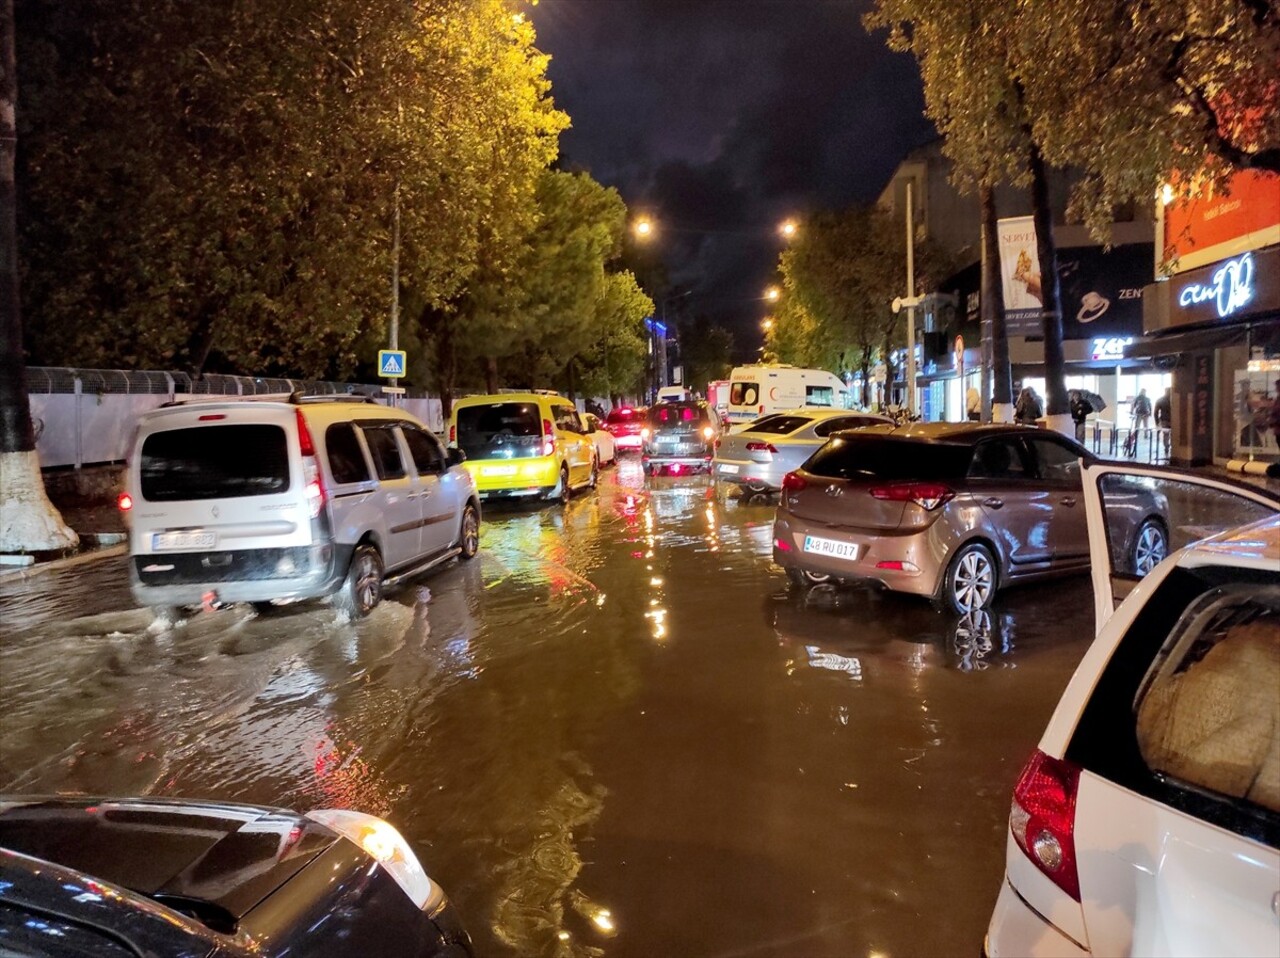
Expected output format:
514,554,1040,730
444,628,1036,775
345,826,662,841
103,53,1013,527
16,0,571,379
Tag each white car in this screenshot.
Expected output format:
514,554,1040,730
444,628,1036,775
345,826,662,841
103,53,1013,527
124,394,480,618
583,412,617,466
985,462,1280,957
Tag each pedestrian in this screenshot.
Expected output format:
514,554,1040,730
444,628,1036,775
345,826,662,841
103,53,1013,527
1154,386,1172,457
1069,390,1091,443
966,386,981,422
1014,386,1042,425
1132,388,1152,431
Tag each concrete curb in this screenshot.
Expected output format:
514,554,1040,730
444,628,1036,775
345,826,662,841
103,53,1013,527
0,543,127,579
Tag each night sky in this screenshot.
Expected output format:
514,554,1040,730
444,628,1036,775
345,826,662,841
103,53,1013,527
529,0,936,357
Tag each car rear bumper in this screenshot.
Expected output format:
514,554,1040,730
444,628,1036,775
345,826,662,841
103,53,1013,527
771,511,939,598
130,542,346,607
713,458,784,489
464,457,559,494
985,878,1089,957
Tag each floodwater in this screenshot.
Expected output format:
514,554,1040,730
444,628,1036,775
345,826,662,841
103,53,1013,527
0,458,1096,956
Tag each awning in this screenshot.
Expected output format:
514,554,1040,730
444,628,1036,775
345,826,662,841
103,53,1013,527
1124,320,1278,359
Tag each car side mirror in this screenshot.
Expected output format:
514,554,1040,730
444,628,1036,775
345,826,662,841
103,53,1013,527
446,447,466,467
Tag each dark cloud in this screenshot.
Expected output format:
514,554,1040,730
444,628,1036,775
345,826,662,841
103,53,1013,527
531,0,935,356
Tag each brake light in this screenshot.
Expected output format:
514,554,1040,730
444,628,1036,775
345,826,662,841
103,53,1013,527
758,404,764,414
620,407,632,414
869,482,953,510
449,424,456,444
295,409,317,457
542,418,555,457
745,441,779,454
774,537,792,552
198,413,226,421
713,438,721,450
296,409,326,519
117,492,133,512
781,472,807,492
1010,750,1082,901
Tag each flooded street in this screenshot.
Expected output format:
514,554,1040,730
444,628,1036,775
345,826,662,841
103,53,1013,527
0,457,1095,956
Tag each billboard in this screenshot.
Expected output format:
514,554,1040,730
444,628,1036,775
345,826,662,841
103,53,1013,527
1057,242,1152,341
997,216,1044,336
1163,169,1280,273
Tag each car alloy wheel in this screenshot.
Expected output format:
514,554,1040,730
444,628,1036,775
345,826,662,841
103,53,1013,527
336,544,383,618
1132,518,1168,576
943,542,996,614
459,504,480,560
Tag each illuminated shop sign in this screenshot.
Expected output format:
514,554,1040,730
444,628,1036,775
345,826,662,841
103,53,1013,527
1091,336,1134,361
1178,252,1254,318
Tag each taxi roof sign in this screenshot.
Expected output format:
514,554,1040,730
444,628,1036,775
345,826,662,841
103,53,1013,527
378,349,407,378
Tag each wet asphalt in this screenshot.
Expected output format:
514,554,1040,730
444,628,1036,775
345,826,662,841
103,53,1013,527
0,456,1097,956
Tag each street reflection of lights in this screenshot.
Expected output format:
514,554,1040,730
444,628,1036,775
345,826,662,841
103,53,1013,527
644,607,668,640
650,577,663,586
649,598,660,606
557,931,571,941
595,594,607,607
592,910,616,935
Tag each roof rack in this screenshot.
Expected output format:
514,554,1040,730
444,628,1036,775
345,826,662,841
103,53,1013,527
158,392,296,408
288,391,378,405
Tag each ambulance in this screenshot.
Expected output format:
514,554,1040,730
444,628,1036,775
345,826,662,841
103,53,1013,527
725,364,851,426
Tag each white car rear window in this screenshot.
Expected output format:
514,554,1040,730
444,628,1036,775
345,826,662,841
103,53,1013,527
1134,586,1280,814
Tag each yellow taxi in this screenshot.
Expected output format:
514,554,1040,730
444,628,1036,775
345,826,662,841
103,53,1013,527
447,392,598,504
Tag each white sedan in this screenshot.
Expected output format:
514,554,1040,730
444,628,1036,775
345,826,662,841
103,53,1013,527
985,461,1279,957
583,413,616,467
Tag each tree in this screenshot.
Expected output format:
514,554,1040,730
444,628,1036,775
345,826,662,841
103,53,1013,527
865,0,1070,426
677,316,734,395
0,0,76,552
1011,0,1280,235
773,205,947,408
575,271,653,402
16,0,565,379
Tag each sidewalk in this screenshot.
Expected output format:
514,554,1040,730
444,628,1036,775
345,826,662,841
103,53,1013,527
0,492,127,577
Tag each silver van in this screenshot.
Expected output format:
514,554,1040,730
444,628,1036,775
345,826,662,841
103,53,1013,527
124,394,480,617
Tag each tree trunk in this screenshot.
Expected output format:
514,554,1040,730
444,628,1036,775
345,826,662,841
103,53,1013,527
1029,143,1070,431
484,356,498,395
0,0,76,552
980,181,1013,423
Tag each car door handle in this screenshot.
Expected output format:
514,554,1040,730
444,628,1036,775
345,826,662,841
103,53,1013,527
1059,496,1077,507
983,497,1004,509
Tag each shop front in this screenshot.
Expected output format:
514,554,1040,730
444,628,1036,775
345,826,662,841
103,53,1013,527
1131,245,1280,465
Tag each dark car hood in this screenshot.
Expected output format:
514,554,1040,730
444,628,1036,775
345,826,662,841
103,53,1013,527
0,796,339,922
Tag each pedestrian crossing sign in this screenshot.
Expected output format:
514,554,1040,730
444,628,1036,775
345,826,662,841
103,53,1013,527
378,349,407,378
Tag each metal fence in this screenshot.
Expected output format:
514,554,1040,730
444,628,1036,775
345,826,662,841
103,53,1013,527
27,367,443,469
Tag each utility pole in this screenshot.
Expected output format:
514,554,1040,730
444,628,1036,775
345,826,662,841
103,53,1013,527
905,179,917,416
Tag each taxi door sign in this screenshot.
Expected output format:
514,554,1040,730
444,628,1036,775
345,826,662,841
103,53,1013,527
378,350,407,378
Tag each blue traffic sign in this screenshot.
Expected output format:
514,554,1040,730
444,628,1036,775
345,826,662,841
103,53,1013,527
378,349,407,378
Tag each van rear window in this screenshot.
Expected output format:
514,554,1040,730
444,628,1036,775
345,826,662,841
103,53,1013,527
804,436,968,481
729,382,759,406
456,402,544,460
140,424,289,501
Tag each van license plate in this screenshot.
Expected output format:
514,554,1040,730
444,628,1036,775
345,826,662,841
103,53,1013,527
153,531,216,551
803,535,858,561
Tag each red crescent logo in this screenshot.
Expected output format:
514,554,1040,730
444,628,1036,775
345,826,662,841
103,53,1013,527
769,386,779,400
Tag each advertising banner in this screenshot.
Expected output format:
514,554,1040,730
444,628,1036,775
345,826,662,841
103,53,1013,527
1164,169,1280,273
1057,242,1152,342
997,216,1045,336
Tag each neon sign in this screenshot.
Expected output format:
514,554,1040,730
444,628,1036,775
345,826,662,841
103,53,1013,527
1178,252,1254,318
1091,336,1134,361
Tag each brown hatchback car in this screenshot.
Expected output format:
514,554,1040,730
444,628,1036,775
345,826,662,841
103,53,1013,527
773,423,1168,612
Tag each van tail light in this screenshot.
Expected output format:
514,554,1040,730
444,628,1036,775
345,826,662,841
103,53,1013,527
745,441,779,455
117,492,133,512
295,409,326,519
869,482,954,510
781,472,807,492
448,424,456,444
713,438,721,450
541,418,555,457
1010,749,1082,902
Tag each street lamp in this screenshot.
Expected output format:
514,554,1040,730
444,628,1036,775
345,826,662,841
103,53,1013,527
764,285,781,302
761,317,774,332
633,216,655,239
779,219,798,239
